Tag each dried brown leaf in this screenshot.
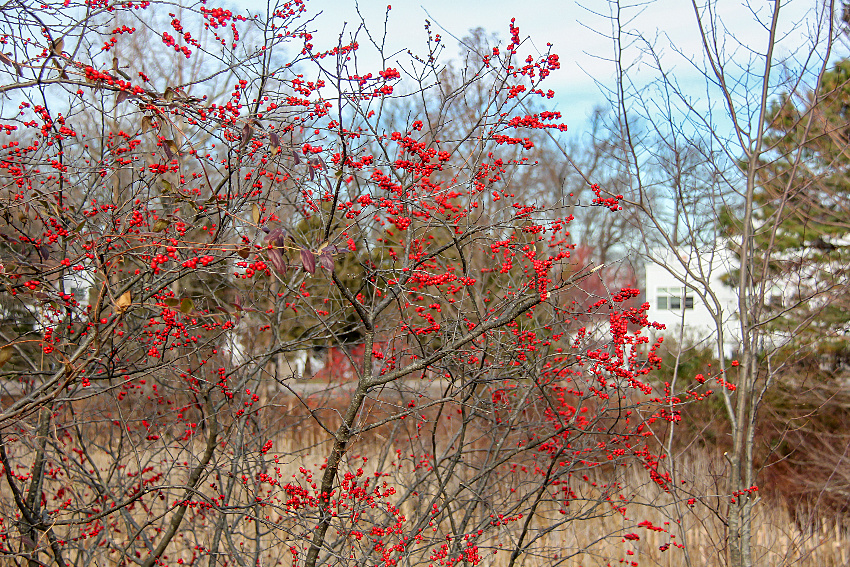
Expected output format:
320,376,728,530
0,345,12,368
161,139,178,161
116,290,132,312
51,37,64,56
52,59,67,79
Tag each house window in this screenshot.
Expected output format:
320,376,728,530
657,287,694,310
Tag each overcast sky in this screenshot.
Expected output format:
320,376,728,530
242,0,826,138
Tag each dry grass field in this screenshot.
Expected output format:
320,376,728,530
3,424,846,566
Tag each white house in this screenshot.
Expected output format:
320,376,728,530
643,242,741,358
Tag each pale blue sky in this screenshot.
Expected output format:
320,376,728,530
239,0,824,138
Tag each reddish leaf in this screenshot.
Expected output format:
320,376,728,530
264,227,287,245
268,247,287,274
300,248,316,274
221,298,242,324
240,123,253,150
318,252,334,271
264,228,288,274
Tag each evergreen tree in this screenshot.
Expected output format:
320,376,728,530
734,57,850,363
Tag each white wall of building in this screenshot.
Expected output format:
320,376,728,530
643,243,741,358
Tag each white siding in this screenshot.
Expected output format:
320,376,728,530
644,243,741,358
